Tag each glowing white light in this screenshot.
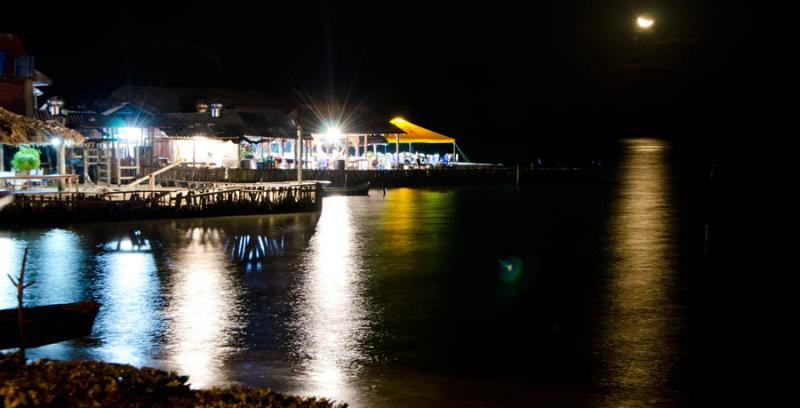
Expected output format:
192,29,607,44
637,15,654,29
118,127,143,142
51,137,63,146
323,125,342,142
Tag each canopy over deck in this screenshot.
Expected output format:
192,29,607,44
389,118,454,143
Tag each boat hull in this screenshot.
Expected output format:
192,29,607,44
322,182,370,196
0,300,100,349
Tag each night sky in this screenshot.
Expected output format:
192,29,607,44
2,0,745,162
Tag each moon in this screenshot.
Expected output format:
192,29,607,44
637,15,655,29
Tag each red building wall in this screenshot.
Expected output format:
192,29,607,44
0,33,30,114
0,80,26,114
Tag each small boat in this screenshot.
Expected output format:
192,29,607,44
0,189,12,211
0,300,101,349
322,181,370,196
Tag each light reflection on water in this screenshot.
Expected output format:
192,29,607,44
597,138,684,406
1,229,85,308
163,226,245,388
0,143,698,406
93,245,160,366
288,196,368,403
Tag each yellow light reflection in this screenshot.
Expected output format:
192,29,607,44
164,227,242,388
291,196,366,402
380,188,455,255
599,139,680,406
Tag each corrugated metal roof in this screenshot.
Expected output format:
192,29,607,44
109,86,297,112
159,110,301,140
298,107,404,135
34,105,304,141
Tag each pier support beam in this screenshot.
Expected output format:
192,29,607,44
57,143,66,191
363,134,368,169
395,134,399,168
296,126,303,183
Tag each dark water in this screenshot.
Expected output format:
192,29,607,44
1,139,708,406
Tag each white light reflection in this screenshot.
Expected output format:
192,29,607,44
31,230,84,305
93,239,159,366
164,227,243,388
598,139,682,406
0,237,25,309
290,196,368,402
1,230,84,309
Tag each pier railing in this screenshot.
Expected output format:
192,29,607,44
141,166,600,188
0,183,322,225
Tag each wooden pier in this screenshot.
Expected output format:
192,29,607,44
0,183,322,225
142,166,603,188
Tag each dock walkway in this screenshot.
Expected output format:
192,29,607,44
0,182,322,225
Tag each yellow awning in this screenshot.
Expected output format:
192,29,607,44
389,118,455,144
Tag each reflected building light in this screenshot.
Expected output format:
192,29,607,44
104,231,152,252
93,249,159,366
34,229,84,305
226,234,286,266
165,227,243,388
1,230,84,308
290,197,367,402
0,237,24,309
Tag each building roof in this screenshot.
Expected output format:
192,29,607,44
109,86,297,112
389,118,455,143
1,107,85,145
35,105,302,141
159,110,301,140
298,107,404,136
34,111,104,128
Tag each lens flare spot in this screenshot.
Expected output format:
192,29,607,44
498,256,523,283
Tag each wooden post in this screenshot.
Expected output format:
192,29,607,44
296,126,303,183
9,247,34,356
364,134,368,169
82,147,89,184
395,134,400,168
354,136,359,168
116,143,122,187
0,144,4,171
57,143,66,191
135,143,140,177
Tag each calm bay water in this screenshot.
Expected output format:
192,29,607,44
1,139,708,406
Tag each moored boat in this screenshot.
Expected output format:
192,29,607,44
322,182,370,196
0,300,101,349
